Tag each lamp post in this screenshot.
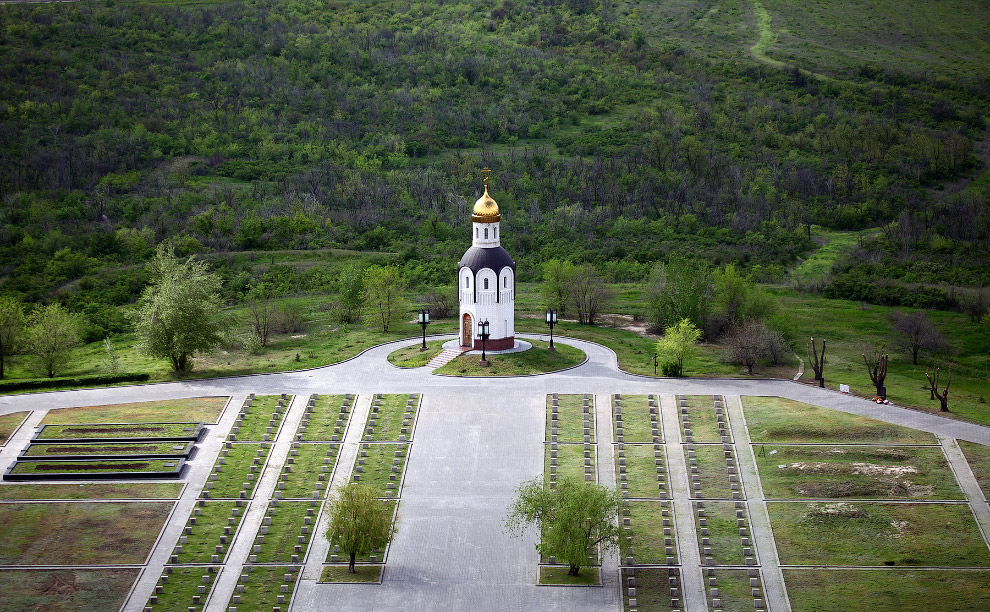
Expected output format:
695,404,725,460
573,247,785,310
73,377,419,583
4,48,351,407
478,319,491,366
652,354,659,376
418,309,430,351
545,308,557,351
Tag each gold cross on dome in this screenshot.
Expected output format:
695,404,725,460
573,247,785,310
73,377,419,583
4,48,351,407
482,167,492,187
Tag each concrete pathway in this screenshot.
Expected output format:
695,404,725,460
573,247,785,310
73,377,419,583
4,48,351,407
659,394,708,612
726,395,791,612
939,436,990,549
2,332,990,612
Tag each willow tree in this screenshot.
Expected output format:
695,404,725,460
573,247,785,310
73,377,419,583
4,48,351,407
131,243,230,372
325,483,396,573
505,477,619,577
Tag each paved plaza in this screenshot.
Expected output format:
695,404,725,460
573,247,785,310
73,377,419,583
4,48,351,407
1,333,988,612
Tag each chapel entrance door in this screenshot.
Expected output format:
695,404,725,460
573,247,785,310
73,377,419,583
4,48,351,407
462,313,473,347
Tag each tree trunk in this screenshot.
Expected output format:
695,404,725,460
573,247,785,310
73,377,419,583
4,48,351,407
349,552,356,573
912,346,919,365
818,377,824,388
568,564,580,576
0,352,5,379
939,398,949,412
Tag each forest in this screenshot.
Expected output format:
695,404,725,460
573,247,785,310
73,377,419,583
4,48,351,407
0,0,987,416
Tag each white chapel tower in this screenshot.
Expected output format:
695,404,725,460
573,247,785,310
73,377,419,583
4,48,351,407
458,172,516,350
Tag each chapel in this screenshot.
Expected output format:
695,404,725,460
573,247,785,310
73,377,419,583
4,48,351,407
457,174,516,350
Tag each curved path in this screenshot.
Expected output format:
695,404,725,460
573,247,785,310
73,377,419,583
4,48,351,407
0,334,987,612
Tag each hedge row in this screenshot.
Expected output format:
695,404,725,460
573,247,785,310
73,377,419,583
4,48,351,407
0,373,151,393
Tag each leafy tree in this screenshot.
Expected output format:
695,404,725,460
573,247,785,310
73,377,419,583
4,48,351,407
655,318,702,377
646,259,712,333
362,265,410,332
568,264,615,325
505,477,619,577
336,265,366,323
712,264,777,329
889,311,949,365
131,244,231,372
0,296,25,379
325,483,396,573
541,259,577,315
26,303,81,378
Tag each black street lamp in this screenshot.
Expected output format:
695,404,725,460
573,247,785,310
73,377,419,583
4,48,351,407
652,354,659,376
478,319,491,366
545,308,558,351
417,309,430,350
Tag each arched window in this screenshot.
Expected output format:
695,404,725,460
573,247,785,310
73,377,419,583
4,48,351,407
484,278,489,289
465,276,469,288
495,228,498,239
484,228,489,239
503,276,507,288
475,228,478,238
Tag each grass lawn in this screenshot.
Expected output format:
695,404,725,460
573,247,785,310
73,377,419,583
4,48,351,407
351,444,408,498
547,394,594,443
742,397,936,444
538,566,600,585
387,340,445,368
614,395,662,443
686,445,735,499
231,395,290,441
173,501,244,563
365,394,418,442
0,568,139,612
298,394,352,442
617,444,666,499
547,443,593,483
515,317,744,378
694,502,749,566
679,395,732,443
791,228,875,285
146,566,216,612
0,482,182,500
9,458,182,475
320,565,382,583
23,441,193,458
278,444,338,499
251,501,314,563
620,568,679,612
435,339,585,376
753,445,963,500
0,411,28,445
768,502,990,566
36,422,201,440
41,397,227,425
772,289,990,427
626,501,677,564
958,441,990,500
206,442,271,499
711,569,764,611
225,566,298,610
0,502,172,565
784,569,990,612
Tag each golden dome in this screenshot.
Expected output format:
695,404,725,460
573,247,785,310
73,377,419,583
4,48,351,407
472,187,501,223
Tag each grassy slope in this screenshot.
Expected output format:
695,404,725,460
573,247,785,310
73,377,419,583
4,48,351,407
790,228,876,285
760,0,990,81
771,288,990,425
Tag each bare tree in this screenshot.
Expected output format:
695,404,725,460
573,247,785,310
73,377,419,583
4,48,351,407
425,288,456,319
568,264,615,325
247,297,276,347
959,289,989,323
925,364,951,412
724,321,771,374
889,311,949,365
764,327,790,365
808,337,826,388
863,343,888,398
